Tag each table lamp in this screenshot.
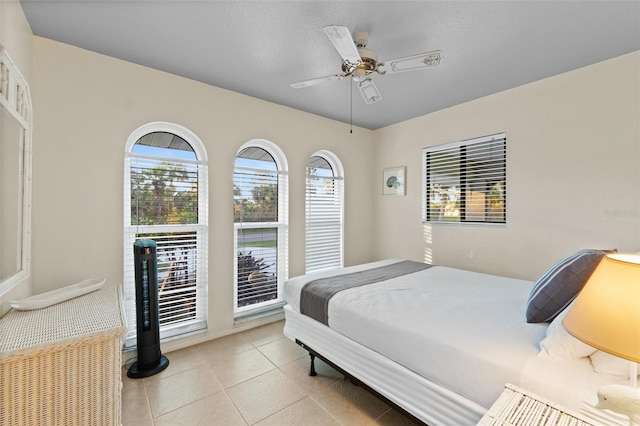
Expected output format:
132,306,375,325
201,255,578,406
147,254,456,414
563,254,640,426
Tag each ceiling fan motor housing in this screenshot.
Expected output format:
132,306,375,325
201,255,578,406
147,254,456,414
358,47,378,68
355,31,379,74
341,46,380,78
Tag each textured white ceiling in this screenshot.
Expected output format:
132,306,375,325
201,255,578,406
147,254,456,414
19,0,640,129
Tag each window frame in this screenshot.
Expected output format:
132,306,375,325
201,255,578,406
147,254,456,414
233,139,288,318
305,150,344,273
422,133,506,225
0,46,33,298
123,122,208,347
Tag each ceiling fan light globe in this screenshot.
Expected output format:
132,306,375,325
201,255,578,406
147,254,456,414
358,78,382,104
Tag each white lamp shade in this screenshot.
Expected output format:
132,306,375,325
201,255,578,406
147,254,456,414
563,254,640,362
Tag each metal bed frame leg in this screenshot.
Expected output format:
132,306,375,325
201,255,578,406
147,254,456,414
294,339,425,425
309,353,317,376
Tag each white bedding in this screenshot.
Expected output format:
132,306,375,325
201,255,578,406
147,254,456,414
285,260,547,408
284,260,633,424
521,350,630,425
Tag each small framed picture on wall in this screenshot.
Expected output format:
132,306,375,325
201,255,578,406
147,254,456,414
382,166,406,196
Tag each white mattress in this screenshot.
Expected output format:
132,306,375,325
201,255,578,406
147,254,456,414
284,260,548,408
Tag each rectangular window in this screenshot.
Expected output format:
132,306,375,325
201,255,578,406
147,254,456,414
130,157,199,225
134,231,201,327
236,227,279,309
422,133,506,224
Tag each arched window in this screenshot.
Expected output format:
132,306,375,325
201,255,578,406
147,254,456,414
306,151,344,273
124,122,208,346
233,140,288,317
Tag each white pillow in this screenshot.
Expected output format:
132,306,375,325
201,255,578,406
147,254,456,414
589,350,635,379
539,305,596,360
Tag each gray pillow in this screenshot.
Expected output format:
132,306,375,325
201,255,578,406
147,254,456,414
525,249,612,323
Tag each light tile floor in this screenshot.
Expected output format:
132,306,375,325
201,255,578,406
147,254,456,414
121,320,421,425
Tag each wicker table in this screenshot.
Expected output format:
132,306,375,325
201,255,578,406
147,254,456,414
478,383,598,426
0,282,127,426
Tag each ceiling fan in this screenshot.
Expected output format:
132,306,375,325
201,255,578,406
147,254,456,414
290,25,442,104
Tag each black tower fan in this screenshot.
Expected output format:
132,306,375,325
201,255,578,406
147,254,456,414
127,239,169,378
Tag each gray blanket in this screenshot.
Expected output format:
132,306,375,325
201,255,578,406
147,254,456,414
300,260,432,325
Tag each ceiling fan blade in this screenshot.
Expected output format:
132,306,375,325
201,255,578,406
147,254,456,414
323,25,361,65
290,74,345,89
381,50,442,74
358,78,382,104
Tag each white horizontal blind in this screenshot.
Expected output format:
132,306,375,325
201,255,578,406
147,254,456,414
235,225,279,310
124,141,208,347
305,156,343,273
423,133,506,224
123,227,207,346
130,156,200,225
233,166,279,223
233,146,287,316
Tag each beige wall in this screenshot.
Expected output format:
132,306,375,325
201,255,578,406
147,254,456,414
0,1,33,316
0,1,32,80
374,51,640,281
3,11,639,344
29,37,375,343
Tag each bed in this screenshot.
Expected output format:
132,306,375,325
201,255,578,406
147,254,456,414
282,255,632,425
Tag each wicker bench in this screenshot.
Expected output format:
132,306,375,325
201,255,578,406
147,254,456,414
0,282,127,426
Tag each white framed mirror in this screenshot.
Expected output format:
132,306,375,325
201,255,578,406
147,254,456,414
0,45,32,297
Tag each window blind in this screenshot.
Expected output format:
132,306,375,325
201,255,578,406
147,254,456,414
233,146,288,317
130,156,200,225
305,158,343,273
124,148,208,347
233,166,279,223
423,133,506,224
123,227,207,346
235,226,279,310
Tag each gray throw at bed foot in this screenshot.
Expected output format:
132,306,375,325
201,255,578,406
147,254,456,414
300,260,432,325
